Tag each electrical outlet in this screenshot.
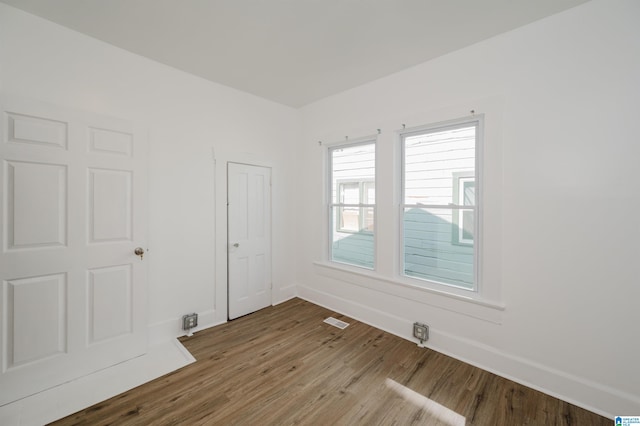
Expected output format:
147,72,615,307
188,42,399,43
182,313,198,331
413,322,429,342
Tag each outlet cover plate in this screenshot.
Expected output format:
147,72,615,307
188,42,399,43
413,322,429,341
182,313,198,330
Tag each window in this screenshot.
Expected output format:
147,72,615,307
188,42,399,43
401,119,480,290
337,180,374,232
329,141,375,269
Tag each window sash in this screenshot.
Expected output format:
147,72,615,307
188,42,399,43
328,140,376,269
400,118,480,291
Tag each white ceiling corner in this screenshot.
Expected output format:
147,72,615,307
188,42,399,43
1,0,591,107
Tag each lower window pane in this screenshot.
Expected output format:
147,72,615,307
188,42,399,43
403,207,474,289
331,206,374,269
339,206,360,232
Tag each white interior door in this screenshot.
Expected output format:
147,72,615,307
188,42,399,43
0,96,148,405
227,162,272,320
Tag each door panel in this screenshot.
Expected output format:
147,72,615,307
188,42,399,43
7,112,68,149
87,265,132,344
6,273,67,369
5,161,67,250
88,127,132,156
228,163,271,320
0,96,148,405
88,168,132,243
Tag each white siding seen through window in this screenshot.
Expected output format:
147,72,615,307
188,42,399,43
329,141,376,269
401,120,480,290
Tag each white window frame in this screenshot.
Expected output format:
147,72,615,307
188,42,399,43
400,116,483,294
328,138,377,269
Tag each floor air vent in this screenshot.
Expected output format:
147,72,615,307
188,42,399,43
324,317,349,329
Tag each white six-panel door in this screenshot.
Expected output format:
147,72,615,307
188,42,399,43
0,96,148,405
227,163,272,320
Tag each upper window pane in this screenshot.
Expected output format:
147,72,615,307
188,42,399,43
331,144,375,204
403,126,475,206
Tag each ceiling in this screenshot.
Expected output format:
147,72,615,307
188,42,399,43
1,0,590,107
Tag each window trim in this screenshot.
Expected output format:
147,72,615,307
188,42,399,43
327,138,377,270
399,115,483,295
313,260,505,324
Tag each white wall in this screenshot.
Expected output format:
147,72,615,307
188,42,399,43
0,3,300,341
297,0,640,417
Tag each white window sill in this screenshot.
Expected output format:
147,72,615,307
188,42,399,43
313,261,505,324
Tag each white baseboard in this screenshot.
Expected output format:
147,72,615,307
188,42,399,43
273,284,297,305
149,308,222,345
149,287,299,345
297,284,638,419
273,288,298,306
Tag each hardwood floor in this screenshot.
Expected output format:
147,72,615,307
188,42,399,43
51,298,609,425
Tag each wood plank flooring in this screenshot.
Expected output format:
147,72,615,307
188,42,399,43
51,298,610,425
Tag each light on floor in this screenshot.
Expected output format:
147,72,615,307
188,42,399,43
385,378,466,426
